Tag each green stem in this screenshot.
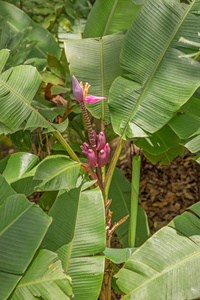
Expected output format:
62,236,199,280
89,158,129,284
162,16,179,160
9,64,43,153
103,138,125,202
101,166,105,187
53,131,80,162
99,37,104,131
129,156,141,248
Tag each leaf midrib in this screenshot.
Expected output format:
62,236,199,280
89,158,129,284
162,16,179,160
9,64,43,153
122,0,196,139
100,37,105,124
18,274,68,287
125,249,200,298
38,163,80,186
103,0,118,36
0,203,32,237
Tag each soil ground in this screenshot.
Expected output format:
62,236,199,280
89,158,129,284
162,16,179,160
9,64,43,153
118,143,200,233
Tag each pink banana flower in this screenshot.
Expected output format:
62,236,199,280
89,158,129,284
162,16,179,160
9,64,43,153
87,149,97,168
72,75,107,104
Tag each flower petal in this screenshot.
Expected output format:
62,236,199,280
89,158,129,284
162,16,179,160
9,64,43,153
84,94,107,104
80,142,90,155
72,75,83,101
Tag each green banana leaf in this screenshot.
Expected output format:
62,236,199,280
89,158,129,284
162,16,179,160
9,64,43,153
9,250,72,300
0,174,16,206
67,256,105,300
184,135,200,153
194,153,200,164
109,0,200,140
0,194,51,300
103,247,136,264
1,153,39,184
41,186,106,299
0,49,66,134
169,95,200,160
116,201,200,299
34,155,81,191
169,97,200,139
0,1,60,64
143,145,184,165
134,125,184,164
109,167,150,247
0,152,41,196
135,125,181,155
65,32,125,123
83,0,142,38
39,191,58,212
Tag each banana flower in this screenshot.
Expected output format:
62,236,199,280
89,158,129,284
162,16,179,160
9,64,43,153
72,75,106,104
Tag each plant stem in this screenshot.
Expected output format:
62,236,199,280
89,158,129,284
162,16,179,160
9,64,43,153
107,214,129,247
101,166,105,187
99,37,105,132
99,261,112,300
53,131,80,162
129,156,141,248
103,137,125,202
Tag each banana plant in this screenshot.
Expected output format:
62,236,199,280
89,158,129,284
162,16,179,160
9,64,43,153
0,1,200,300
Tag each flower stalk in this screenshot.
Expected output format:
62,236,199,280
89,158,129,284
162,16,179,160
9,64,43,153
80,100,97,152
